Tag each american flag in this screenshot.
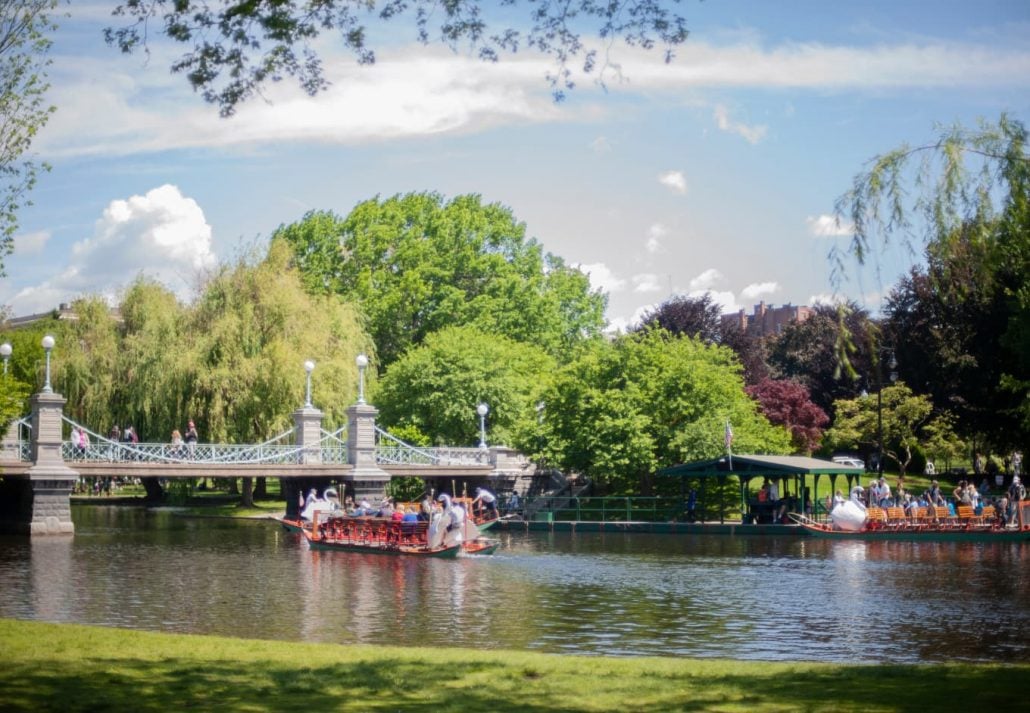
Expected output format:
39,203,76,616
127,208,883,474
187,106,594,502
724,421,733,449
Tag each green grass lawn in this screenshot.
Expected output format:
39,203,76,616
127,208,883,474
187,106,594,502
0,619,1024,712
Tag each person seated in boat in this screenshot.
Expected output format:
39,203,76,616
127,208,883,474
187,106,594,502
378,498,395,519
401,507,419,523
472,488,499,519
390,505,405,522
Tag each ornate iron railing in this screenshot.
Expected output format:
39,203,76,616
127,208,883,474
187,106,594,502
373,426,489,465
58,418,347,465
2,416,31,462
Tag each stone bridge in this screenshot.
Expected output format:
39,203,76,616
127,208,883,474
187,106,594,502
0,389,533,537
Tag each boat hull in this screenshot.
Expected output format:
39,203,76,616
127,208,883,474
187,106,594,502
278,518,308,534
305,533,462,558
799,522,1030,542
462,538,500,555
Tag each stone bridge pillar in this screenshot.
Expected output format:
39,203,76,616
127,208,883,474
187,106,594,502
0,392,78,535
346,402,390,502
283,405,325,519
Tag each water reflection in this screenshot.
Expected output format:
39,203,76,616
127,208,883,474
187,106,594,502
0,506,1026,664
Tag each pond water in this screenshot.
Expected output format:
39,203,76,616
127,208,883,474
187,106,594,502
0,506,1026,663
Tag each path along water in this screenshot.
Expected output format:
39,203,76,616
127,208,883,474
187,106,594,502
0,506,1026,663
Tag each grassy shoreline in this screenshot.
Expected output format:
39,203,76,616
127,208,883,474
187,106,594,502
0,619,1025,712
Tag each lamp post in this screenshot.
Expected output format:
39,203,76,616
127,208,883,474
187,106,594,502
0,342,10,375
303,360,315,408
876,349,898,478
477,402,489,449
41,335,55,393
356,353,368,404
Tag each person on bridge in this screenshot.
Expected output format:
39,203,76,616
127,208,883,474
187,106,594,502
185,421,198,458
472,487,498,519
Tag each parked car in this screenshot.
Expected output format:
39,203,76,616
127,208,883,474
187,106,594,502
832,456,866,470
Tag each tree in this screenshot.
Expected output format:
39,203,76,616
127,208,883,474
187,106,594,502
745,378,828,454
823,382,955,477
834,115,1030,440
636,293,722,343
105,0,691,116
766,303,874,417
530,329,791,494
273,194,606,366
717,322,769,386
183,239,373,446
0,0,57,276
374,325,553,447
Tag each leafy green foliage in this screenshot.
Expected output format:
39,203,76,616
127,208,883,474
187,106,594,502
823,383,959,476
531,329,791,494
105,1,691,116
374,325,553,447
0,0,57,276
12,241,374,444
860,116,1030,444
273,193,606,366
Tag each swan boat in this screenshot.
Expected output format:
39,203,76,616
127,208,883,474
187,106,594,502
791,498,1030,542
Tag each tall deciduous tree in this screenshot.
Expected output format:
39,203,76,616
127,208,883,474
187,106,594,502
766,303,874,417
835,115,1030,441
105,0,691,116
531,329,791,494
374,325,554,447
273,194,606,366
184,240,372,443
0,0,57,275
823,383,957,477
636,293,722,343
745,378,828,455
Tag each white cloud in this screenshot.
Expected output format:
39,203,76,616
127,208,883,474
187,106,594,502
589,136,612,153
8,185,216,313
575,262,626,294
806,214,854,237
713,104,767,144
741,281,780,299
646,223,667,254
687,289,739,315
658,170,687,194
33,37,1030,158
15,230,51,255
38,47,568,159
632,273,663,293
601,40,1030,91
689,268,724,291
809,293,847,306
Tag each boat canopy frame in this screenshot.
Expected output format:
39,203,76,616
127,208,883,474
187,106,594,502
658,454,864,523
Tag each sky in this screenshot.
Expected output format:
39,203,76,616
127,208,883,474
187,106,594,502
3,0,1029,332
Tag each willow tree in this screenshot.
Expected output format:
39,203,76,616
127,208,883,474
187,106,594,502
185,239,374,444
834,115,1030,442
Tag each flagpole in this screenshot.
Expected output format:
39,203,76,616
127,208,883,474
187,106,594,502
725,420,733,470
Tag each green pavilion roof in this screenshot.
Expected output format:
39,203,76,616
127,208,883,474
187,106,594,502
658,454,863,478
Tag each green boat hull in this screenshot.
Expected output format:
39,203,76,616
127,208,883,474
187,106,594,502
306,536,462,558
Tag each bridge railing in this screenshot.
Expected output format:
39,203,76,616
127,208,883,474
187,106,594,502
373,426,489,466
59,418,347,465
2,417,31,462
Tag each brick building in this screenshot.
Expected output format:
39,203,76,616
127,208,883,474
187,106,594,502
721,301,813,337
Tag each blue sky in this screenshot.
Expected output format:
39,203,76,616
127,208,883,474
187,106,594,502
3,0,1029,331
